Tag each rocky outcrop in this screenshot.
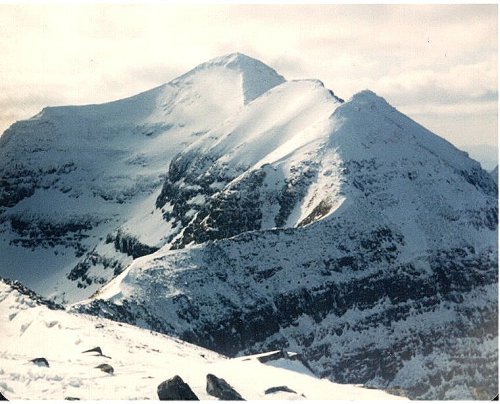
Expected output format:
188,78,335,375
31,358,49,367
157,376,199,400
94,364,114,375
206,374,244,400
109,230,159,259
81,347,111,358
256,350,314,373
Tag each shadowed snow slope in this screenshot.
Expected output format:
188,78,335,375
0,279,404,400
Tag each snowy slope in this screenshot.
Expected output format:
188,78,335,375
0,53,285,303
81,90,498,399
0,279,404,401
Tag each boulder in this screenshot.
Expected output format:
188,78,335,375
82,346,111,358
30,358,49,367
82,346,103,355
264,385,297,395
206,373,244,400
94,363,114,375
157,376,199,400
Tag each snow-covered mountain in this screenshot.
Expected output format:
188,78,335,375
0,53,285,303
78,86,497,400
1,53,497,400
0,278,404,400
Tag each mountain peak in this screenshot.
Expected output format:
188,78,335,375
200,52,275,71
174,53,286,104
349,90,391,108
204,52,260,66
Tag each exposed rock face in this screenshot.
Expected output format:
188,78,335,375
491,165,498,185
80,234,497,399
206,373,244,401
110,230,159,259
157,376,199,401
154,79,342,250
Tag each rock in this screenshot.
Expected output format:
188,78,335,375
94,363,114,374
257,350,314,373
264,386,297,395
113,230,159,259
82,346,103,355
206,373,244,400
82,346,111,358
157,375,199,400
31,357,49,367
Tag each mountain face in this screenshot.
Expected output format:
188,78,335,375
1,53,497,400
0,53,285,302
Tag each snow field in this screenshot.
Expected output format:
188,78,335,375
0,281,405,400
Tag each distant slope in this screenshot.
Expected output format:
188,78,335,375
0,279,403,400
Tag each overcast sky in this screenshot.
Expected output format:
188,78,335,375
0,4,497,155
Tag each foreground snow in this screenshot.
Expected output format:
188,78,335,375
0,280,405,400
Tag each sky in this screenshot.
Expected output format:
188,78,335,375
0,4,497,165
